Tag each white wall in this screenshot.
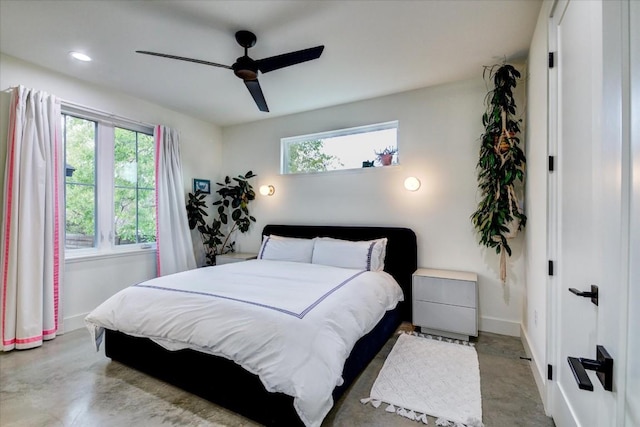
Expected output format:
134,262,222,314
0,53,223,332
222,77,527,336
521,0,552,409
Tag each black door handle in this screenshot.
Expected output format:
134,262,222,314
568,284,598,306
567,345,613,391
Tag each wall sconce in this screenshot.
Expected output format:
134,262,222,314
404,177,421,192
259,185,275,196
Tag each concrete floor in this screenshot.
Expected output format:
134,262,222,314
0,326,554,427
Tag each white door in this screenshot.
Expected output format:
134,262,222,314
626,2,640,425
550,0,631,426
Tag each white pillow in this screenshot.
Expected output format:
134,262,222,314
258,235,315,263
323,237,388,270
311,237,388,271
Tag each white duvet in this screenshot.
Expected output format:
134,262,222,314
85,259,403,427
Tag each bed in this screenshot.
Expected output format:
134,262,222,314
88,225,417,426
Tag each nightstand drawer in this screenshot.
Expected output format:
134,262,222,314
413,276,476,308
413,301,477,336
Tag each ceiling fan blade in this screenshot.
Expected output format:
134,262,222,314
256,45,324,74
244,79,269,112
136,51,232,70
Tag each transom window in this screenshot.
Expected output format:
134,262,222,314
62,108,155,253
281,121,399,175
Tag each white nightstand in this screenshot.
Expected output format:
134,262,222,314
216,252,258,265
412,268,478,341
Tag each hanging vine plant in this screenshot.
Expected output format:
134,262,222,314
471,63,527,282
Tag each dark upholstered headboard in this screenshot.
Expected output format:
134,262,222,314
262,225,417,321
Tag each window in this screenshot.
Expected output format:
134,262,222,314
63,115,97,249
62,108,155,253
281,121,398,175
113,128,155,245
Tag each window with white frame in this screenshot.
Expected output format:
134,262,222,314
281,121,399,175
62,108,155,253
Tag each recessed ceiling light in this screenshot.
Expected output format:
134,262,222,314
70,52,92,62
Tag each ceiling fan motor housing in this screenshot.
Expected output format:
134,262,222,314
233,56,258,80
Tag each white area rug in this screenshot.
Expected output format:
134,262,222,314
362,333,483,426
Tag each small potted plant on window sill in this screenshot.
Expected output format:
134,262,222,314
374,146,397,166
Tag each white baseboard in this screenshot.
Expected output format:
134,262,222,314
479,316,521,337
63,312,90,333
521,325,550,416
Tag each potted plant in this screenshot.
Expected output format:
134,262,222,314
186,171,257,265
374,146,397,166
471,63,527,283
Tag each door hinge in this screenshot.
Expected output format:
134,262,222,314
548,260,554,276
549,52,555,68
548,155,555,172
548,364,553,381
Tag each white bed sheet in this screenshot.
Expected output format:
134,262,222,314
85,259,403,427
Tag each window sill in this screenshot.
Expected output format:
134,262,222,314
281,163,401,178
65,246,157,264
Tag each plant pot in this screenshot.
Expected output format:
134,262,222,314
498,141,511,153
504,218,520,239
379,154,393,166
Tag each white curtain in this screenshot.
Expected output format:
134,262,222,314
154,125,196,276
0,86,64,351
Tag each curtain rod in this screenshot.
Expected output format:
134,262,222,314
61,99,155,129
5,85,155,129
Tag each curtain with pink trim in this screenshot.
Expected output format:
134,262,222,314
154,125,196,276
0,86,64,351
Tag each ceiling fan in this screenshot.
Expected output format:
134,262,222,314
136,30,324,113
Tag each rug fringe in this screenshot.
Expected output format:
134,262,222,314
361,399,428,424
436,418,468,427
361,398,484,426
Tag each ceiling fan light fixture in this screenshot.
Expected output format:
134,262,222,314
70,51,92,62
233,68,258,80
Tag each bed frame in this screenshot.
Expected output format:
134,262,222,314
105,225,417,426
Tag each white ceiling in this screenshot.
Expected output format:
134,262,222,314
0,0,541,127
